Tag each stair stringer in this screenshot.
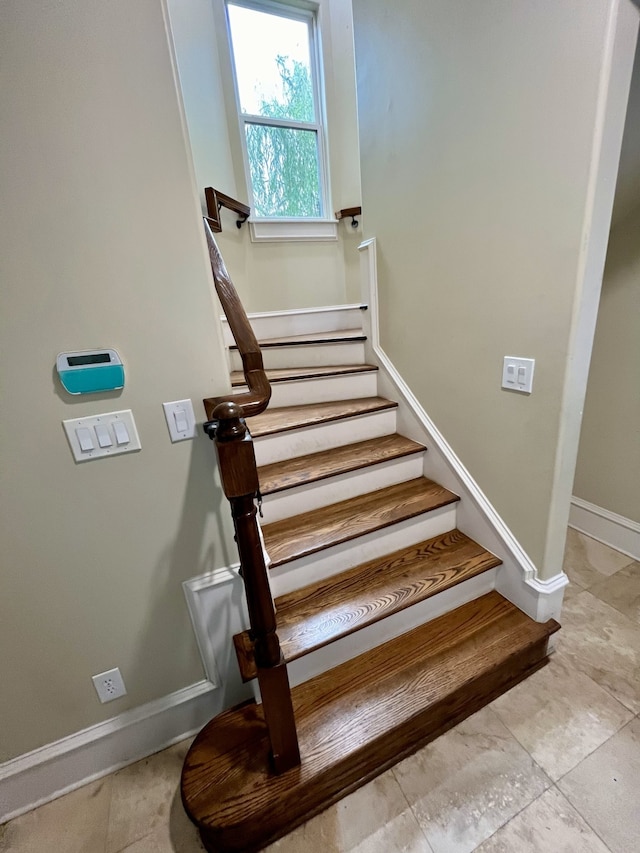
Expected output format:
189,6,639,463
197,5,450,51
358,237,568,624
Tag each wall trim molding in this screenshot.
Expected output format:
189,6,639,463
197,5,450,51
569,497,640,561
358,237,568,622
0,679,217,824
221,302,364,322
183,564,241,684
249,219,339,243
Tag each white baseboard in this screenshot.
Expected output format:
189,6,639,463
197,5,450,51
569,497,640,562
0,563,258,825
0,680,218,824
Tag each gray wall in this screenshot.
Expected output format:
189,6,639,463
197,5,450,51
352,0,637,577
573,204,640,523
0,0,235,761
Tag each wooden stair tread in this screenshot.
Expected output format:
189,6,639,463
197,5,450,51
231,363,377,387
249,397,397,438
182,592,560,852
258,434,425,495
230,329,365,349
274,529,502,662
262,478,460,568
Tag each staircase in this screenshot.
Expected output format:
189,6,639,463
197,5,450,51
181,300,559,853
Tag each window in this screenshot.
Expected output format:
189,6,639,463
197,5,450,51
226,1,329,222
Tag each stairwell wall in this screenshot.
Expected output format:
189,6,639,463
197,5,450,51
572,46,640,531
166,0,363,313
352,0,638,579
572,203,640,527
0,0,239,763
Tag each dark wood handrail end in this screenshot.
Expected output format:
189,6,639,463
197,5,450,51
205,186,250,231
335,206,362,228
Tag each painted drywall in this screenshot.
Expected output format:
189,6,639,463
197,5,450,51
612,40,640,223
0,0,242,762
352,0,638,577
166,0,363,312
573,203,640,523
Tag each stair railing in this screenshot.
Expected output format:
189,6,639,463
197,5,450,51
201,219,301,774
204,186,250,232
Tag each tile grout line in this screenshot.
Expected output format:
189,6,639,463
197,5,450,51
389,765,436,853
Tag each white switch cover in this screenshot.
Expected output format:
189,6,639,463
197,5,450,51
163,399,196,442
502,357,535,394
63,410,141,462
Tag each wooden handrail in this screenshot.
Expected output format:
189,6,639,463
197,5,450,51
335,206,362,228
205,186,250,232
201,222,300,774
202,219,271,421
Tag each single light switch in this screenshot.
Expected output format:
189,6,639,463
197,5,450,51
163,399,196,442
95,424,113,448
174,408,189,433
112,420,130,445
76,427,94,452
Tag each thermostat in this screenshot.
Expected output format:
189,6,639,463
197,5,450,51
56,349,125,395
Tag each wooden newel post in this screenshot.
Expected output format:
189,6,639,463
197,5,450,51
210,401,301,774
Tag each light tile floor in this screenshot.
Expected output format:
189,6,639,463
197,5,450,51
2,529,639,853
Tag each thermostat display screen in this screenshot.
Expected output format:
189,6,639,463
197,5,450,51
56,348,124,395
67,353,111,366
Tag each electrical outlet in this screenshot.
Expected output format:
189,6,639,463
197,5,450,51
92,667,127,703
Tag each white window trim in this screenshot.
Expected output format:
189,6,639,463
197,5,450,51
224,0,334,242
249,218,338,242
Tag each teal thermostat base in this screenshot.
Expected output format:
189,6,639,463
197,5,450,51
56,349,125,395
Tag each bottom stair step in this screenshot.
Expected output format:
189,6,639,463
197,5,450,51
181,592,560,853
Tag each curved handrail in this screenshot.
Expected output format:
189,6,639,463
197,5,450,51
202,218,271,420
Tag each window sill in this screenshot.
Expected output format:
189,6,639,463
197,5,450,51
249,219,339,243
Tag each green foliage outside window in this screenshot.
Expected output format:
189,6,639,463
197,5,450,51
246,56,322,218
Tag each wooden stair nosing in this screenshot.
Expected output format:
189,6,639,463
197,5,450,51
230,363,378,387
275,529,502,663
229,329,366,350
262,477,460,569
258,434,426,496
232,528,501,682
182,592,560,853
248,397,398,439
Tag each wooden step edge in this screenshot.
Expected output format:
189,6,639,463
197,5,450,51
230,363,378,387
248,397,398,438
182,596,559,852
229,329,366,350
263,479,460,569
232,530,501,681
258,435,426,496
275,532,503,663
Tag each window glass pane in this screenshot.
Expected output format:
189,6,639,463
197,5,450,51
228,4,315,122
245,124,321,217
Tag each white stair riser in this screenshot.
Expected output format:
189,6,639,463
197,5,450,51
253,409,397,466
267,503,458,597
286,568,497,688
261,455,425,524
221,306,365,347
237,372,378,408
229,341,366,372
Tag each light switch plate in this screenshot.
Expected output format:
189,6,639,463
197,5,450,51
63,410,141,462
163,399,196,442
502,356,535,394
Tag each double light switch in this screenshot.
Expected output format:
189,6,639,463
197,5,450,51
502,357,535,394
